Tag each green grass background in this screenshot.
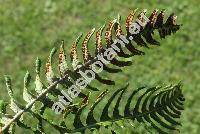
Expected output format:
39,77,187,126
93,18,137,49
0,0,199,133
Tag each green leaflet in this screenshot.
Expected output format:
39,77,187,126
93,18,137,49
4,76,22,114
23,71,35,103
35,58,44,95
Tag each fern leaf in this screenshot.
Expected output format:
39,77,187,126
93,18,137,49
0,9,183,134
70,84,184,134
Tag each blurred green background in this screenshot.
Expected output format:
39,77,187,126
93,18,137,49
0,0,199,133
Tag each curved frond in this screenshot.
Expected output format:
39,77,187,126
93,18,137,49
0,9,183,134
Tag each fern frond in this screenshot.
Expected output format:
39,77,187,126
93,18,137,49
69,84,185,133
0,9,183,133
